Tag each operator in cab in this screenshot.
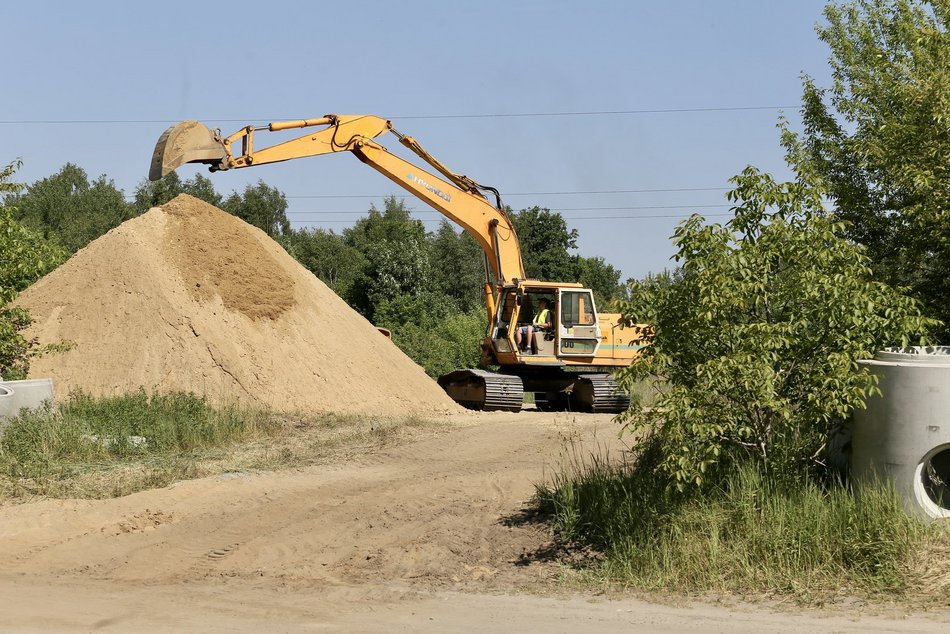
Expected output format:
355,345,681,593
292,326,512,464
516,298,552,354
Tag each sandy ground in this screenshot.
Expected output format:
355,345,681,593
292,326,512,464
0,411,947,632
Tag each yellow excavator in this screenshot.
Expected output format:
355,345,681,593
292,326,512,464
150,114,642,412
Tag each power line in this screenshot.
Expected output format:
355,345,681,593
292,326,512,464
393,106,797,120
284,204,732,216
122,187,732,201
0,105,797,125
288,212,733,225
283,187,731,199
566,213,732,220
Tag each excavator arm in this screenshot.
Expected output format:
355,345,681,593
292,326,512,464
150,114,525,287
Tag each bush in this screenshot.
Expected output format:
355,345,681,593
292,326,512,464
617,167,935,488
0,160,68,378
375,293,487,377
536,443,926,596
0,390,277,482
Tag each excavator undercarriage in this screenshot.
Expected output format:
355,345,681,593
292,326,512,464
438,368,629,414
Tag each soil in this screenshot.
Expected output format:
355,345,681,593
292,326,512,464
0,412,947,632
16,194,459,416
7,195,949,630
163,195,296,321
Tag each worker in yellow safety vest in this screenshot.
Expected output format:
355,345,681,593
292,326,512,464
517,298,552,354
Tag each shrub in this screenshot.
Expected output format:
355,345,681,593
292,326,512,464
616,167,935,488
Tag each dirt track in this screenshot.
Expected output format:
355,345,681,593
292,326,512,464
1,412,947,632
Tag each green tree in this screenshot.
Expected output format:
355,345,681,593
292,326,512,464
783,0,950,337
282,227,365,299
575,255,623,305
429,220,485,312
617,166,934,489
0,161,67,378
344,197,431,319
133,172,184,213
374,292,486,377
182,173,224,208
13,163,134,253
511,206,579,282
132,172,224,213
222,180,290,238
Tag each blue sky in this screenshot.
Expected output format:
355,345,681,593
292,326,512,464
4,0,833,280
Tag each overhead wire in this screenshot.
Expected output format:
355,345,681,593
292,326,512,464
287,212,735,225
33,105,762,226
0,104,797,125
284,204,732,216
281,187,732,199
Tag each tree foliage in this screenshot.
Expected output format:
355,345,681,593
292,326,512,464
512,206,622,303
575,255,623,305
0,161,68,378
137,174,290,238
617,167,935,489
512,206,579,282
342,197,431,320
281,227,365,300
222,180,290,238
12,163,134,253
783,0,950,338
132,172,223,213
374,293,486,378
429,220,485,313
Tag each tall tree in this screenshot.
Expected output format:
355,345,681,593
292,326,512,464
783,0,950,336
575,255,623,305
283,227,365,299
428,220,485,312
343,197,431,319
511,206,579,282
510,206,623,303
133,172,184,213
222,180,291,238
182,173,223,208
13,163,134,253
133,172,223,213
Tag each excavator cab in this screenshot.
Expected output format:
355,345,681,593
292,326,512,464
489,284,601,363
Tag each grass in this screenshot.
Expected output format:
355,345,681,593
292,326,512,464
0,390,440,500
535,440,949,603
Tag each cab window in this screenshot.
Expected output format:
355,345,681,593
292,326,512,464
560,291,595,327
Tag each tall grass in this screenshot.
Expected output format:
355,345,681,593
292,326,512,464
0,391,441,500
536,440,929,598
0,390,280,498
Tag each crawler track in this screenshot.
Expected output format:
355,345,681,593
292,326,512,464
437,369,524,412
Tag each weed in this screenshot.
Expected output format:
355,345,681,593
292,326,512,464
0,391,443,500
535,438,936,600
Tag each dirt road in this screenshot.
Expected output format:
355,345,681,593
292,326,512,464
0,412,946,632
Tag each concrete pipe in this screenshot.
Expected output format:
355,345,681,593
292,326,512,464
0,378,55,431
853,347,950,520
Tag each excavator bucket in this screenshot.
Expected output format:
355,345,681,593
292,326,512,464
149,120,227,181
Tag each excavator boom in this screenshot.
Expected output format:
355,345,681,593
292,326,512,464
149,115,524,285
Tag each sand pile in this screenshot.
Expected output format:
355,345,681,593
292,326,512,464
17,194,460,415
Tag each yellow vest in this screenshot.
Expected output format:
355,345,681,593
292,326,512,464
532,308,550,326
